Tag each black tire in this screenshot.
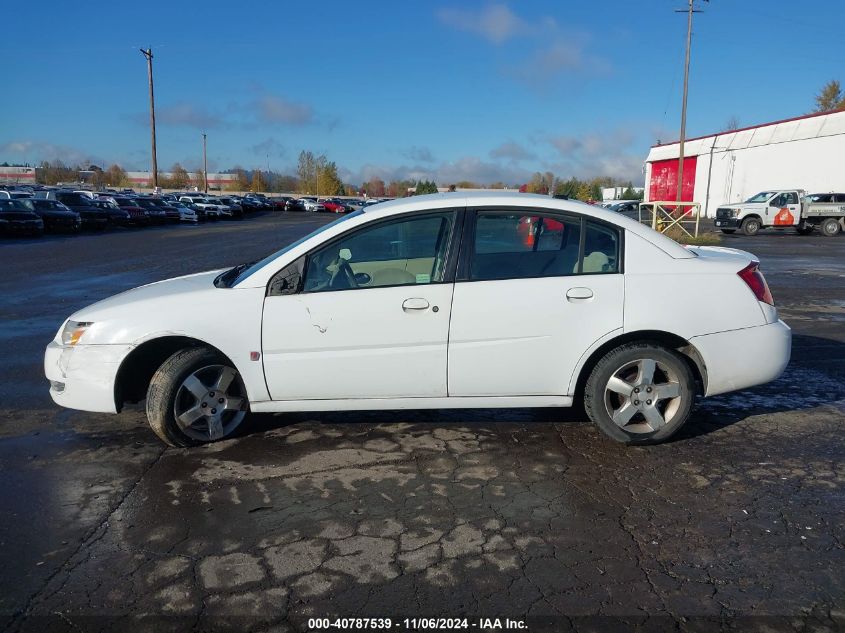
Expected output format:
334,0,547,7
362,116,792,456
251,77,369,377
583,342,695,445
741,217,761,236
146,346,248,447
720,229,736,234
820,218,841,237
796,224,815,236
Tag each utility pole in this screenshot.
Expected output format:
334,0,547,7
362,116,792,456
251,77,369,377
675,0,706,203
202,133,208,194
140,48,158,190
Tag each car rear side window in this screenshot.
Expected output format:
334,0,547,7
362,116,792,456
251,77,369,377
470,213,581,281
582,221,620,273
468,212,621,281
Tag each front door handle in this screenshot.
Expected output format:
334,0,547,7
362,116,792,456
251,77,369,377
566,287,594,301
402,298,430,311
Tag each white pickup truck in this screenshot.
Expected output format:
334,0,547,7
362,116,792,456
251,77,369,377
714,190,845,237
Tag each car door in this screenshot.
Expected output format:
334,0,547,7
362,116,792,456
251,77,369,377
261,210,461,400
448,209,624,397
768,191,799,226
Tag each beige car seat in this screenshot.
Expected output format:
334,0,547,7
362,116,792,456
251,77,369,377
577,252,610,274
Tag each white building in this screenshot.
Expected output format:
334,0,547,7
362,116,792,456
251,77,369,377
0,166,37,184
601,186,644,202
644,109,845,217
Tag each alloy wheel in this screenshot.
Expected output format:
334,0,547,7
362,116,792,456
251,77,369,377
603,358,683,434
173,364,246,441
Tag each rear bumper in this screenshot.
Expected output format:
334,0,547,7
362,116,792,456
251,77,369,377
44,341,133,413
692,320,791,397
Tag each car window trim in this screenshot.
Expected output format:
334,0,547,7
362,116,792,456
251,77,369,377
267,208,465,296
458,206,624,282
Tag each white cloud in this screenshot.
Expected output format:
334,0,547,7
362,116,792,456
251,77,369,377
436,4,531,44
253,95,314,125
543,129,645,183
0,140,105,167
250,137,286,157
438,3,608,84
403,146,436,163
342,155,531,187
156,102,223,129
490,140,535,162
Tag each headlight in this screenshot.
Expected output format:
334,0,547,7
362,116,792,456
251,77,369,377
61,320,93,346
733,209,741,217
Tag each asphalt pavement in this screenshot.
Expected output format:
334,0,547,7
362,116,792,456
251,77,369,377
0,214,843,632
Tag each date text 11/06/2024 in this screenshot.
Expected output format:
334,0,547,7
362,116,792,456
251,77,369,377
307,617,527,630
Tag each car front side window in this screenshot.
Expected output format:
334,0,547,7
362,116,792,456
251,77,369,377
302,211,457,293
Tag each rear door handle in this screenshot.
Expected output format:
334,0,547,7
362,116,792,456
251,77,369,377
566,287,594,301
402,298,430,311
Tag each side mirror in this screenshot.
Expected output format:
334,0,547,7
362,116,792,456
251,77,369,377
339,248,352,261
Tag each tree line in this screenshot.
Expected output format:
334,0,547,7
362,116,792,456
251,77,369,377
815,80,845,113
22,155,641,202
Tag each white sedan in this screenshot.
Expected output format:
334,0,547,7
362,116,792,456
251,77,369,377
44,192,790,446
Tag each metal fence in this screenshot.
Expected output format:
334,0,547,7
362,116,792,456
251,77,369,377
638,201,702,237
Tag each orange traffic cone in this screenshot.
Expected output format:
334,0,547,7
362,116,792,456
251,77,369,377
524,221,535,247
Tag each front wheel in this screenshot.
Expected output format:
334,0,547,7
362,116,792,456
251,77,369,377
584,342,695,445
720,229,736,234
146,346,249,447
821,218,841,237
741,217,761,236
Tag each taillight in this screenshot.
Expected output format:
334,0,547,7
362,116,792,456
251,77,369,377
738,261,774,305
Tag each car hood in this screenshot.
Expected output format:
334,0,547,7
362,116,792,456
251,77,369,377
721,201,766,209
40,210,79,218
71,269,226,322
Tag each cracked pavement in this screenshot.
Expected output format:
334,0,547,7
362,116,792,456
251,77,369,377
0,216,843,632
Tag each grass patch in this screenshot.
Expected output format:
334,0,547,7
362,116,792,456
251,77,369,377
661,226,722,246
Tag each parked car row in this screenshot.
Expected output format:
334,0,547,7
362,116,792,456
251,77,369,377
273,196,389,214
0,187,271,237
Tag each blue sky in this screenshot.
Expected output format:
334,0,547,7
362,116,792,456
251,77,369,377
1,0,841,186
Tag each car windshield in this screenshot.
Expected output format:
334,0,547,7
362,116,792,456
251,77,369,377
745,191,777,203
57,193,88,205
0,199,30,211
221,210,364,288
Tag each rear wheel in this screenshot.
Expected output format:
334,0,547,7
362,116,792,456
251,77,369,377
821,218,841,237
741,217,761,236
584,342,695,445
146,346,248,447
720,229,736,234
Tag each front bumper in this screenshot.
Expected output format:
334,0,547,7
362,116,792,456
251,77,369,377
714,217,741,228
691,320,791,397
81,217,109,229
44,341,134,413
5,221,43,234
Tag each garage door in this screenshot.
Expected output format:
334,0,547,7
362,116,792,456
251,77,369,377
648,157,697,202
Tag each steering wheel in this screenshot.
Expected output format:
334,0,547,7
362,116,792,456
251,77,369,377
328,255,358,289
